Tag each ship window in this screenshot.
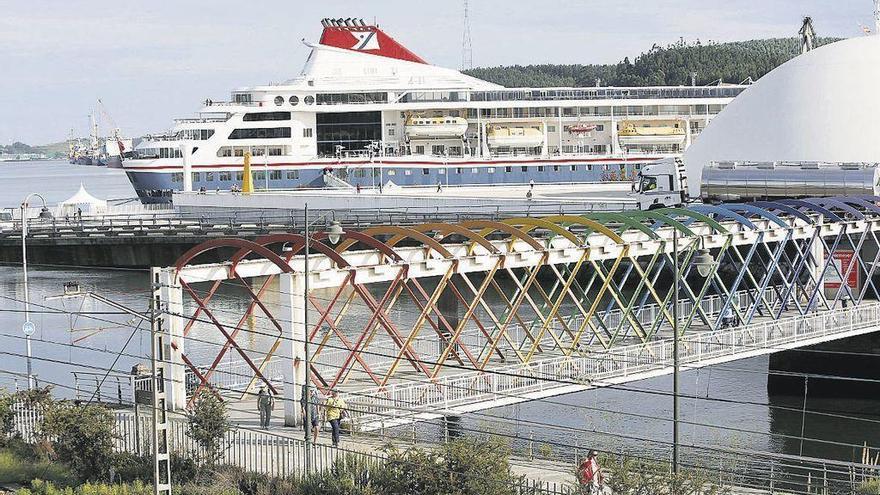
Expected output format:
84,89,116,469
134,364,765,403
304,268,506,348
171,173,183,183
287,170,299,180
432,145,445,155
236,171,244,181
253,171,266,181
570,165,577,171
415,146,425,155
220,171,232,181
388,128,395,136
234,148,245,157
243,112,291,122
229,127,292,139
303,128,313,138
404,169,412,176
448,146,462,156
548,126,555,132
471,168,479,174
422,168,430,175
487,167,495,174
455,168,462,174
505,166,512,173
521,166,528,172
268,147,283,156
274,96,284,106
438,169,445,175
289,95,299,106
595,125,604,131
387,170,396,176
537,166,545,172
192,172,200,183
205,172,214,181
304,95,315,105
553,165,560,172
270,170,282,180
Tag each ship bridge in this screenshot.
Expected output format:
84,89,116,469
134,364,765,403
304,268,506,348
151,198,880,430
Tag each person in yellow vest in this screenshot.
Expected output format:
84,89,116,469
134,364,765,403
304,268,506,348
324,389,347,447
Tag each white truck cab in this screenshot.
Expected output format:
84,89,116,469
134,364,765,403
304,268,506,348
630,158,688,210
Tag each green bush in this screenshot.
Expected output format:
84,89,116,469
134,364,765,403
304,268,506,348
375,438,522,495
17,479,151,495
0,392,15,437
594,455,730,495
41,403,116,481
109,452,198,485
858,478,880,495
0,450,75,486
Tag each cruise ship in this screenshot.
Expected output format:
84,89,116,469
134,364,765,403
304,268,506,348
123,18,747,203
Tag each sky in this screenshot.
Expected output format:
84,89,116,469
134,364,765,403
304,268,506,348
0,0,873,145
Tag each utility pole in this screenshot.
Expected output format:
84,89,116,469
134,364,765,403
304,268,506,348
303,204,312,475
875,0,880,35
461,0,473,69
150,270,172,495
672,229,680,474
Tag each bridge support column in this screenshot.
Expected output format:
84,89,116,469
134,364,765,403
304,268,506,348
157,269,187,411
437,286,460,358
808,236,825,309
280,272,306,427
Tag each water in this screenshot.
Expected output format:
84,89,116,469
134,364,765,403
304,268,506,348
1,160,879,485
0,159,135,208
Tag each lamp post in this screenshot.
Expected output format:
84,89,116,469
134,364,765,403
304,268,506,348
672,229,680,474
297,205,344,475
20,193,52,390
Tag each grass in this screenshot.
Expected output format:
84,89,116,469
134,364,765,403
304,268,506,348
0,449,74,486
858,478,880,495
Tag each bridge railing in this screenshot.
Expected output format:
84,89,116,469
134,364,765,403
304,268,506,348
344,302,880,431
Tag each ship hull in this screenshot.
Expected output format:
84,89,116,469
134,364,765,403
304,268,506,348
122,155,658,204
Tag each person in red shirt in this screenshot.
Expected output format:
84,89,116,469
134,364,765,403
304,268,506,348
578,450,604,493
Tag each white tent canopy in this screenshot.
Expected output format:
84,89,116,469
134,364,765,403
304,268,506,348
60,184,108,215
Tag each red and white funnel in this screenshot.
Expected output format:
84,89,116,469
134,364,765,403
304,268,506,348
318,18,426,64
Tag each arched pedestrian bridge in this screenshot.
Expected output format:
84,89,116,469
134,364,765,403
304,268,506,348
149,197,880,431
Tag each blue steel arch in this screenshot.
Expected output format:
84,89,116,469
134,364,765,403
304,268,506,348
779,199,842,222
804,198,865,220
687,204,757,229
750,201,814,224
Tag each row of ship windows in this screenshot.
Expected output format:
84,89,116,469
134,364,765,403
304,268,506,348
217,146,289,157
171,170,301,183
383,163,633,176
170,163,638,183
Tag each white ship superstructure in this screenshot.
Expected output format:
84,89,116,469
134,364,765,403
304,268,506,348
123,18,746,203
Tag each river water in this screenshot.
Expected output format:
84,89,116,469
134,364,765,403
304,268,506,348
1,160,878,485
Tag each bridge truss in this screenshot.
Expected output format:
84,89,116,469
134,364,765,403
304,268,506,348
153,197,880,426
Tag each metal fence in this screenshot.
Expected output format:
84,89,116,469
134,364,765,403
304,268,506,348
8,401,574,495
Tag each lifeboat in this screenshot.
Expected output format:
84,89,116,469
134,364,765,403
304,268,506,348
486,125,544,148
568,123,597,134
617,121,686,145
405,116,469,138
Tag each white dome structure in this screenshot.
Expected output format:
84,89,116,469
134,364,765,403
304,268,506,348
684,35,880,194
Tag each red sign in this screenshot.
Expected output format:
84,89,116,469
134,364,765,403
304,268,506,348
825,250,858,290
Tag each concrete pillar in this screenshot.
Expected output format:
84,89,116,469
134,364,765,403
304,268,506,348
280,272,306,426
437,284,460,358
684,119,692,150
808,233,825,309
158,269,187,411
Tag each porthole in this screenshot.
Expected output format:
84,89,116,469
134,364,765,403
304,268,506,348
274,96,284,106
289,95,299,106
304,95,315,105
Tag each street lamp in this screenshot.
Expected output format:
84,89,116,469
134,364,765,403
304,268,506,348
20,193,52,389
302,205,343,475
693,249,716,278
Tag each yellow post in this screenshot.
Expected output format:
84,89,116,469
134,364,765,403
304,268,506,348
242,152,253,194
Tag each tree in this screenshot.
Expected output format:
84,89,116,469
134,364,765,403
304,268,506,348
0,392,14,438
41,402,116,481
187,392,229,467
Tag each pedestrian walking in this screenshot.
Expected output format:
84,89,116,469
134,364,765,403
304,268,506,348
257,386,274,428
300,385,321,443
324,389,347,447
578,450,604,494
